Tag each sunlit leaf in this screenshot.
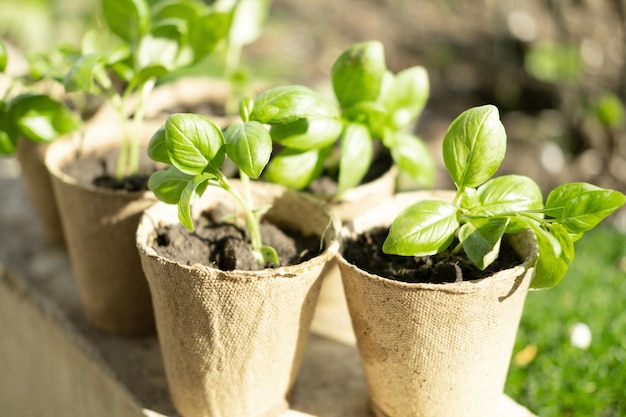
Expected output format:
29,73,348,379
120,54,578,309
224,121,271,179
337,123,372,196
383,200,459,256
164,113,225,175
459,217,509,270
443,105,506,190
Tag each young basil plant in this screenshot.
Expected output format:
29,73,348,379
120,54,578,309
382,104,626,289
64,0,231,179
0,39,82,155
147,97,278,267
248,40,435,198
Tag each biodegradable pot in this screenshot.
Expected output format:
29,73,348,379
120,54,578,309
310,165,398,345
136,182,340,417
45,120,163,334
336,190,538,417
16,139,65,246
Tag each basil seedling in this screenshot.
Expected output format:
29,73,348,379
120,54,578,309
147,97,278,267
64,0,233,179
383,105,626,289
0,39,82,155
248,41,435,198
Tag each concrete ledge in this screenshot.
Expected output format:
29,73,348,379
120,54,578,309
0,157,537,417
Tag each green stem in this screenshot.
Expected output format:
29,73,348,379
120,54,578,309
128,78,156,175
216,171,263,253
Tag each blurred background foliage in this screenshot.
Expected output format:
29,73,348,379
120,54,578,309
2,0,625,415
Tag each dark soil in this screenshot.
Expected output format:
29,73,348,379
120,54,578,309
152,204,323,271
61,147,159,192
342,226,523,284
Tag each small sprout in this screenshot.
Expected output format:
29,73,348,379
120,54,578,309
247,41,435,198
148,98,280,267
383,105,626,289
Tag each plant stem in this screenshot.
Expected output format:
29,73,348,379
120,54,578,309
216,171,263,253
128,78,156,175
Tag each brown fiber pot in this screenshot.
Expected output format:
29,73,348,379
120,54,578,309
136,182,340,417
336,190,538,417
311,165,398,345
45,120,163,335
16,140,65,246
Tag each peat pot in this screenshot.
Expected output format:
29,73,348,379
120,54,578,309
136,182,340,417
336,190,538,417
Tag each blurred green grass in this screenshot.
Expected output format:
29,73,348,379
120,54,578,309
506,226,626,417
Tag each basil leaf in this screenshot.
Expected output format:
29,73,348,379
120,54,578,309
331,41,386,108
0,108,18,155
189,12,230,61
9,94,81,143
178,172,214,230
459,217,509,270
263,147,327,190
164,113,225,175
224,121,271,179
474,175,543,216
443,105,506,190
250,86,338,125
147,126,171,164
383,200,459,256
385,66,429,130
388,131,436,188
530,224,571,289
269,116,342,150
148,166,195,204
64,54,101,93
337,123,372,197
102,0,151,44
545,182,626,234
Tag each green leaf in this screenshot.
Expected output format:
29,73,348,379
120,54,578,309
0,108,18,155
255,245,279,267
459,217,509,270
545,182,626,234
473,175,543,215
337,123,372,196
342,100,387,138
152,0,205,21
189,12,230,61
331,41,386,108
263,147,327,190
0,39,7,73
221,0,270,46
178,172,214,230
102,0,151,43
384,66,429,130
443,105,506,190
388,131,436,188
147,127,171,164
164,113,225,175
250,86,338,125
9,94,81,143
64,54,101,93
224,121,271,179
383,200,459,256
148,166,196,204
269,117,342,150
137,31,184,72
530,224,572,289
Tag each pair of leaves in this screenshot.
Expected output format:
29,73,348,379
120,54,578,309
148,113,271,230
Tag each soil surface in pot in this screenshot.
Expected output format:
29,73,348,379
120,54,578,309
343,226,523,284
62,147,159,192
152,204,323,271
